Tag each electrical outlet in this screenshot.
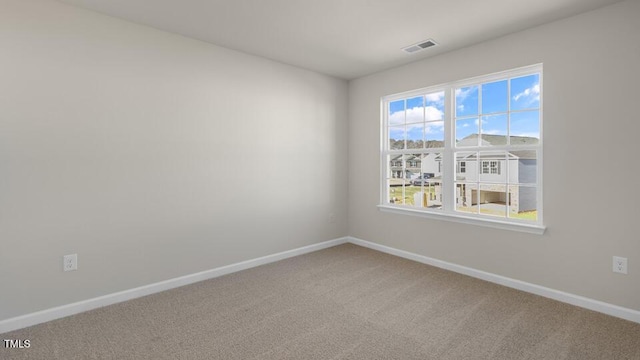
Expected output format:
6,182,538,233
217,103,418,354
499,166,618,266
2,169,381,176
613,256,627,274
63,254,78,272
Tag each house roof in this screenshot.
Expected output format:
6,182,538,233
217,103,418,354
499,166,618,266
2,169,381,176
456,134,539,147
392,135,537,162
390,154,424,162
443,150,536,161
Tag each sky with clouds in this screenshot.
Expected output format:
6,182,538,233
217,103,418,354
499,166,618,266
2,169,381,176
389,74,540,147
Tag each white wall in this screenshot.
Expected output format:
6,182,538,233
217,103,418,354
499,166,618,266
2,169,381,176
0,0,348,321
349,0,640,311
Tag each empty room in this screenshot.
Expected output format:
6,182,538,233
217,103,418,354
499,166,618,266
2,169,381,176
1,0,639,359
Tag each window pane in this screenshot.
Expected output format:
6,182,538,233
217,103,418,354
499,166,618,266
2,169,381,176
405,96,424,124
427,168,443,210
455,152,476,182
481,114,508,145
406,162,424,208
420,152,443,180
455,86,479,117
406,183,423,207
425,121,444,147
413,186,426,207
407,123,424,149
409,181,443,209
508,185,537,221
389,100,405,126
479,183,507,218
509,150,537,185
456,118,479,146
388,155,404,179
455,183,477,214
482,80,508,114
425,91,445,120
510,110,539,144
404,154,421,181
387,179,405,205
389,126,405,149
510,74,540,111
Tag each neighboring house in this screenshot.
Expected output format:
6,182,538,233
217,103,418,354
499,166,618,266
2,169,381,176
389,154,422,179
389,152,443,179
453,134,537,214
390,135,537,214
414,153,444,208
389,155,403,179
420,153,442,177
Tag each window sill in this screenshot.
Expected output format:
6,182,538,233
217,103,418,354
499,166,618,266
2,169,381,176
377,205,546,235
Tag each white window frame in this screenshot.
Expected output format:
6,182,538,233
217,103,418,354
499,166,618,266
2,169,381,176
378,64,545,234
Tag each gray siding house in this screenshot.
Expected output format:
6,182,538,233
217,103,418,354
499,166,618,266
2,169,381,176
452,134,537,214
389,135,537,214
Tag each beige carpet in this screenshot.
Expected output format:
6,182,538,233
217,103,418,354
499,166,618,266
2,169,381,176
2,243,639,359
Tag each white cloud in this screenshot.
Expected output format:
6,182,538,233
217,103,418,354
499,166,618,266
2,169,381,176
455,86,477,102
425,92,444,102
390,105,443,125
512,83,540,104
405,107,424,123
455,86,479,117
425,106,443,121
425,121,444,134
388,110,404,125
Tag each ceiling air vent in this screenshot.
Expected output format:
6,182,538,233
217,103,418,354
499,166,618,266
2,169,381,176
403,39,438,54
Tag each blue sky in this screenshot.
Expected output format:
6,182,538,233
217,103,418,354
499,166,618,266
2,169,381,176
389,74,540,146
389,91,445,147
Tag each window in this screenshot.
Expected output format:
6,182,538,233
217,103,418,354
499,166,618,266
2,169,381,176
481,160,500,174
481,161,490,174
380,64,543,233
458,161,466,174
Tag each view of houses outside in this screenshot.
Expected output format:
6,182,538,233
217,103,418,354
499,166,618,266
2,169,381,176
385,72,540,221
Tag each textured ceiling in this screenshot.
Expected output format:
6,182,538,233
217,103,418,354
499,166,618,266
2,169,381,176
58,0,625,79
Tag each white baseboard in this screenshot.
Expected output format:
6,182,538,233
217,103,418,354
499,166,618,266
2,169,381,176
3,235,637,334
0,237,349,334
347,236,640,324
